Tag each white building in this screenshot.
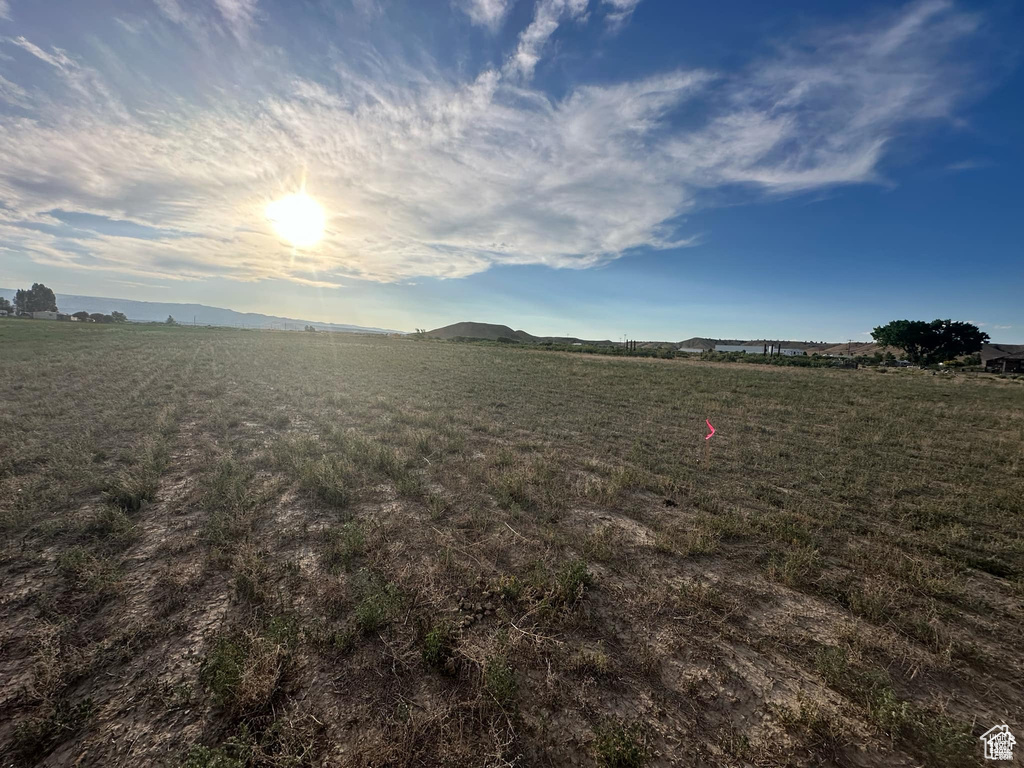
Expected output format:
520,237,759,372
32,310,58,320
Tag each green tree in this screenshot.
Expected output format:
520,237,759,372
89,313,114,323
165,315,177,325
14,283,58,313
871,319,989,365
110,311,127,323
0,297,11,313
72,311,90,322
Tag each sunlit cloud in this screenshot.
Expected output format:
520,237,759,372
458,0,512,30
0,0,990,288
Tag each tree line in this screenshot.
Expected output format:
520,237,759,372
0,282,127,323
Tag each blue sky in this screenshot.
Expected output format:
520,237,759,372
0,0,1020,341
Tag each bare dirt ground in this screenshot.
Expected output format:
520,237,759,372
1,321,1021,767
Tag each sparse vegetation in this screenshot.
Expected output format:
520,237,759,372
594,719,650,768
0,320,1020,766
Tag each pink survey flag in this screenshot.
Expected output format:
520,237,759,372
705,419,716,440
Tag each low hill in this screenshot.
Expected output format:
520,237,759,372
0,289,402,334
426,322,620,346
426,322,536,342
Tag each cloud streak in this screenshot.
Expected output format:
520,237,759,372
505,0,589,80
0,0,989,288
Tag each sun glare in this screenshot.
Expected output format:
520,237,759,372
266,192,325,248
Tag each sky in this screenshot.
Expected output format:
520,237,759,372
0,0,1021,341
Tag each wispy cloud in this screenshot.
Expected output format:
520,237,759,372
603,0,641,30
993,324,1012,330
8,36,75,69
505,0,589,80
212,0,259,38
0,1,10,21
154,0,259,41
945,158,991,171
459,0,512,30
0,0,990,288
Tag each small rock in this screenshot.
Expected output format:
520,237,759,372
484,602,495,611
475,613,483,622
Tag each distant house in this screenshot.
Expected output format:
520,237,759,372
981,343,1024,373
0,309,7,317
32,310,59,320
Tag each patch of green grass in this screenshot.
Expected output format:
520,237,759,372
422,623,454,670
106,468,159,512
320,522,364,572
231,550,271,604
776,699,847,760
12,698,94,763
593,719,650,768
300,455,353,508
483,654,517,707
353,572,402,634
768,544,823,588
83,504,136,546
555,559,592,605
200,631,289,718
813,646,974,766
56,546,118,593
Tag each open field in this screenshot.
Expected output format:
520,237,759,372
1,320,1022,767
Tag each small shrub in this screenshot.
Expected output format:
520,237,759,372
496,574,523,603
422,624,454,670
484,655,517,707
353,573,401,634
555,560,592,605
593,720,650,768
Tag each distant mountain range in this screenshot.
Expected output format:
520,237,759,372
428,322,885,355
0,289,404,335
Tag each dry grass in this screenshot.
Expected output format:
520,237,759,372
0,319,1022,766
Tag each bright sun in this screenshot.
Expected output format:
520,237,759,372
266,192,325,248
